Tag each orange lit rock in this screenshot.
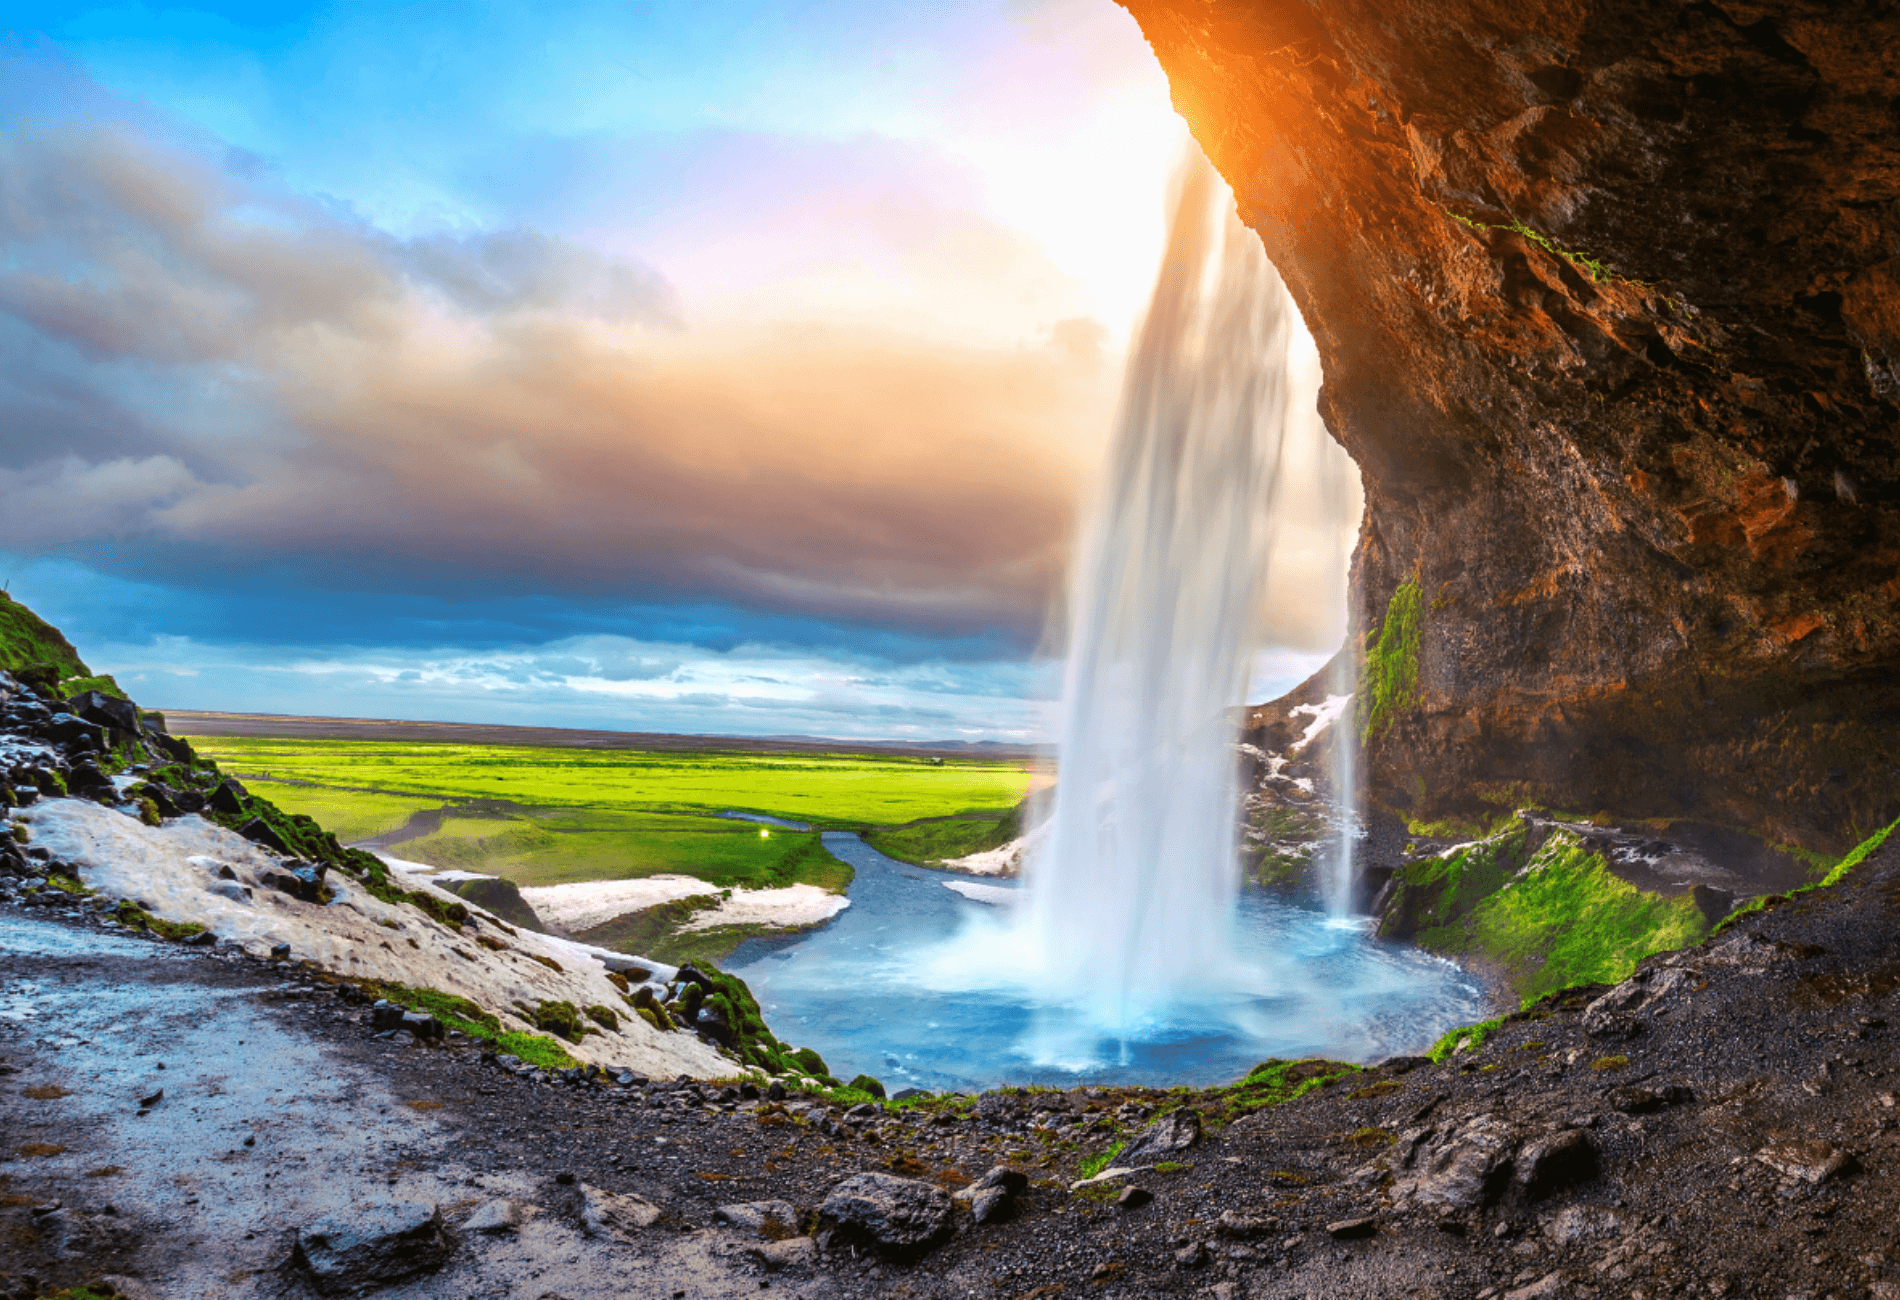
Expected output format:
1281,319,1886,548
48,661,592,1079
1124,0,1900,850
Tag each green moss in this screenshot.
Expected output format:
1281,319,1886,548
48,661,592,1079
114,901,204,941
496,1031,579,1070
1427,1017,1504,1062
57,673,127,701
1719,814,1900,931
848,1073,887,1099
1077,1141,1125,1180
347,977,575,1068
0,592,90,686
1212,1057,1358,1124
534,999,585,1042
584,1004,620,1031
1445,209,1629,286
1360,578,1423,739
1463,831,1707,1002
1404,810,1521,841
1378,821,1527,940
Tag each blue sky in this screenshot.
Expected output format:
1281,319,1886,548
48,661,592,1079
0,1,1346,740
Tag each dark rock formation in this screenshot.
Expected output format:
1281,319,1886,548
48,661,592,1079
292,1200,450,1293
1122,0,1900,850
818,1172,955,1258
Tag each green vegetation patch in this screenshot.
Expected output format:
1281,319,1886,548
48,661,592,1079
240,780,444,844
1378,821,1529,940
1427,1017,1504,1062
182,735,1034,827
1719,814,1900,931
866,802,1022,867
1359,578,1423,739
1211,1057,1359,1125
1440,830,1707,1003
351,976,578,1069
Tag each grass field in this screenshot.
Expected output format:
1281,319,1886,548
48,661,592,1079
186,735,1034,900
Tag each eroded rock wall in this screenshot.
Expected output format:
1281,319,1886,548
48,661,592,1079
1122,0,1900,849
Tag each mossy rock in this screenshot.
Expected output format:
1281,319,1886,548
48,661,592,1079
584,1004,620,1032
534,1000,585,1042
848,1073,887,1099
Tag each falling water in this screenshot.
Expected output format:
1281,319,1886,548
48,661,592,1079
1023,147,1301,1029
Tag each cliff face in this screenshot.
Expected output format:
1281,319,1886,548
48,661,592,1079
1122,0,1900,850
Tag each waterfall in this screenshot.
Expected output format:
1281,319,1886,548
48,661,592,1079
1023,146,1303,1028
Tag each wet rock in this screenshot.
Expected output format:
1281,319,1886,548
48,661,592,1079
292,1200,449,1294
400,1011,443,1042
259,862,324,902
1755,1140,1857,1185
714,1199,798,1235
1117,1108,1201,1166
39,713,103,752
1608,1082,1694,1114
694,1001,734,1045
1116,1185,1153,1210
64,759,113,800
1514,1129,1599,1200
818,1172,955,1259
578,1183,663,1240
1327,1216,1377,1240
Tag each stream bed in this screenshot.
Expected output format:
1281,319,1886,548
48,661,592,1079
728,833,1492,1093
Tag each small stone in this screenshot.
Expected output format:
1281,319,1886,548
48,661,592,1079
1327,1216,1377,1240
138,1087,163,1108
1118,1108,1201,1167
748,1236,817,1270
1173,1240,1209,1267
293,1200,449,1294
1116,1185,1153,1210
462,1198,529,1234
714,1200,798,1235
1755,1140,1856,1185
970,1185,1013,1224
579,1183,663,1240
1503,1272,1564,1300
270,941,292,961
1216,1209,1274,1236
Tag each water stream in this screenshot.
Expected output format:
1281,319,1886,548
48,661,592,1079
728,835,1489,1091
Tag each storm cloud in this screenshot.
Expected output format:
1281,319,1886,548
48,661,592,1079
0,106,1112,641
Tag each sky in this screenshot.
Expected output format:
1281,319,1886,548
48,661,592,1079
0,0,1358,742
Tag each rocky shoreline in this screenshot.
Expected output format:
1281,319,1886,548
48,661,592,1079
9,817,1900,1297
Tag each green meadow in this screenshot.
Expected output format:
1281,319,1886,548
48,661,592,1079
184,737,1034,896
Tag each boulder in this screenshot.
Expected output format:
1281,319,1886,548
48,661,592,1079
1116,1185,1153,1210
64,690,141,735
1582,967,1698,1038
1513,1129,1599,1200
207,779,247,815
64,758,114,800
714,1199,798,1236
1392,1115,1515,1209
237,817,293,855
292,1200,449,1294
1327,1216,1377,1240
1117,1108,1201,1167
259,863,325,903
39,713,103,751
818,1172,955,1259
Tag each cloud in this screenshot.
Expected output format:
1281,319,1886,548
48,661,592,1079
0,79,1116,644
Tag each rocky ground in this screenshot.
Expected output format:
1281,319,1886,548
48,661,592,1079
8,820,1900,1299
